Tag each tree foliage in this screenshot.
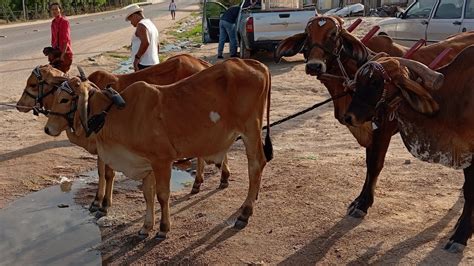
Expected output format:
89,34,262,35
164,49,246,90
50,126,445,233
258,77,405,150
0,0,140,21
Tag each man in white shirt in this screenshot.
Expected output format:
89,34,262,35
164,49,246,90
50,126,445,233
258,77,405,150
125,4,160,71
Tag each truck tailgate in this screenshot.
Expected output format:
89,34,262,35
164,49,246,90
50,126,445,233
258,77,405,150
252,10,315,41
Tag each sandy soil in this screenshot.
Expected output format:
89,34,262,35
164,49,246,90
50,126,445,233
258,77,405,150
2,12,474,264
0,5,198,208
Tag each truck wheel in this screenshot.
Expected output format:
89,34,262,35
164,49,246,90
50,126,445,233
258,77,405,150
240,39,251,59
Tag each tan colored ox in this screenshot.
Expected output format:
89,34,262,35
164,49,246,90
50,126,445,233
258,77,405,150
275,15,474,219
16,54,219,218
43,58,273,238
344,46,474,253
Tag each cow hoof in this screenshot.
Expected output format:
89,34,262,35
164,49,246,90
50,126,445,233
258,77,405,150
347,206,367,218
190,187,200,194
95,211,107,219
89,204,100,213
138,230,149,238
218,182,229,189
155,231,167,240
444,241,465,253
234,219,248,230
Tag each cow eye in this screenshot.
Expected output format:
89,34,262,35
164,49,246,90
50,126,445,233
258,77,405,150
60,98,69,104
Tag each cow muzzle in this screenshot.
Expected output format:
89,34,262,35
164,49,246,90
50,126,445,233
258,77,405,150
343,112,366,127
44,126,61,137
305,60,327,76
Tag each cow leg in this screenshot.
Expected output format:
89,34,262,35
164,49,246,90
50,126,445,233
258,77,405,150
348,126,393,218
445,163,474,253
191,158,205,194
100,163,115,214
218,154,231,189
139,171,156,237
90,158,107,213
236,130,266,229
153,161,172,239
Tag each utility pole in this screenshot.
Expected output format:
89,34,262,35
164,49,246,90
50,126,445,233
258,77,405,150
22,0,27,20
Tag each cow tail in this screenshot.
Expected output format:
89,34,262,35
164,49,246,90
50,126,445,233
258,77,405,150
263,70,273,162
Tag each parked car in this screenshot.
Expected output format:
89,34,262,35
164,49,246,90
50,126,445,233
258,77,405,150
202,0,317,58
325,3,365,17
376,0,474,45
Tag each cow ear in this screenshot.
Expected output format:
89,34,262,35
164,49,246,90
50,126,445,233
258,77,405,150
396,74,440,115
341,29,368,65
69,77,90,135
274,33,307,62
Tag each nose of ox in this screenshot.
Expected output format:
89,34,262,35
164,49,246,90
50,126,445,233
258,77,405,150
344,113,355,126
44,127,51,135
306,62,324,76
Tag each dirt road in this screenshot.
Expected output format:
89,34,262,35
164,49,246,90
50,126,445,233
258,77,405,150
1,11,473,264
0,4,200,208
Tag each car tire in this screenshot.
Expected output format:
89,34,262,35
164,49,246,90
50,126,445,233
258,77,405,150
240,39,251,59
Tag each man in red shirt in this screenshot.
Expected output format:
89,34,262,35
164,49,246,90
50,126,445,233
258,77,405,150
49,3,73,72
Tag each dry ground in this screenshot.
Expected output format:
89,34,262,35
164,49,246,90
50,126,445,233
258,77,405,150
1,13,473,264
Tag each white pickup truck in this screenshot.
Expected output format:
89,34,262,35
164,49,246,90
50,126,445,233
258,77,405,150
377,0,474,45
202,0,317,58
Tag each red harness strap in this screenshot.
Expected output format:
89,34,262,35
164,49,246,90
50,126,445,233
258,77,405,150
403,39,426,59
347,18,362,33
428,47,452,69
360,26,380,45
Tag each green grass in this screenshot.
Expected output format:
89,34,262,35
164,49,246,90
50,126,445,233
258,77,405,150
170,23,203,44
159,54,168,62
107,53,129,60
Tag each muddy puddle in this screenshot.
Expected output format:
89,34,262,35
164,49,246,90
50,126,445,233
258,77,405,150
0,167,194,264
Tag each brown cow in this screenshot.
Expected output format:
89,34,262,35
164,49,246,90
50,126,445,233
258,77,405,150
275,15,474,218
16,54,219,217
367,33,474,65
344,46,474,253
42,58,273,238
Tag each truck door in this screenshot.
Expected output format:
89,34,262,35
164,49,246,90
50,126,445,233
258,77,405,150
461,0,474,32
202,0,228,43
426,0,464,42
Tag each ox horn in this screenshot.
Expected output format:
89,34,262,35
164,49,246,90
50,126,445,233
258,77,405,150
77,66,87,82
396,58,444,90
76,81,90,135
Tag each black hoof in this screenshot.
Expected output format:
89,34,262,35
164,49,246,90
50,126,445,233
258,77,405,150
95,211,107,219
89,204,100,213
444,240,466,253
234,218,248,229
218,182,229,189
138,231,149,239
191,186,200,194
155,231,167,240
347,206,367,218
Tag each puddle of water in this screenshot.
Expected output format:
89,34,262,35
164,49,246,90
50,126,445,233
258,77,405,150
85,168,195,193
0,166,194,265
170,168,195,192
0,181,101,266
113,57,133,74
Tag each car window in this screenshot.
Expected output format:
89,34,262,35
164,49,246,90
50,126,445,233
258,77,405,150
405,0,437,18
433,0,463,18
466,0,474,18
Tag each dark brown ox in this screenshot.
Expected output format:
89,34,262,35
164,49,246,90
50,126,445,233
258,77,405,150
42,58,273,238
275,15,474,218
344,46,474,253
16,54,216,218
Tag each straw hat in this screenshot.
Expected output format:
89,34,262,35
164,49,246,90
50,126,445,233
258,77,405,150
124,4,144,21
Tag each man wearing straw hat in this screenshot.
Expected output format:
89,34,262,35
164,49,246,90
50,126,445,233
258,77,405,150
125,4,160,71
